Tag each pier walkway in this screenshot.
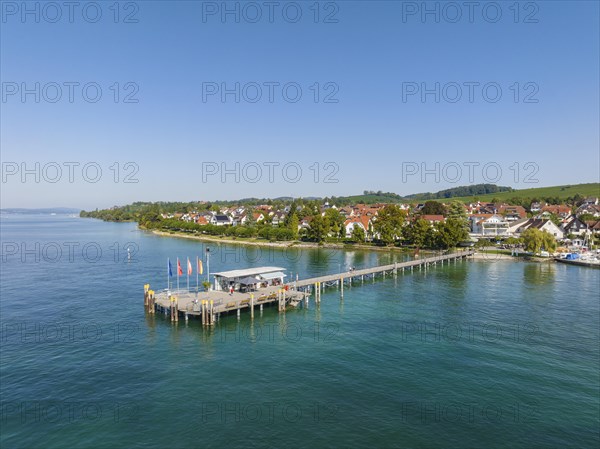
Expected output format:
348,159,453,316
144,250,475,325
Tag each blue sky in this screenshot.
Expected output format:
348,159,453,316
1,0,599,209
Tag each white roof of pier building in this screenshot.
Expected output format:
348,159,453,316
213,267,287,280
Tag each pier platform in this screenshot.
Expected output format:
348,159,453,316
144,250,475,324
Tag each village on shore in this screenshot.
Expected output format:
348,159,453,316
86,194,600,256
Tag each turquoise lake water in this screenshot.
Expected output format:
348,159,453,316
1,214,598,448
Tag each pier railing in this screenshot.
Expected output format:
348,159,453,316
294,250,475,288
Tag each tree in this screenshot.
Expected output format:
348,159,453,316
284,200,300,226
421,201,447,216
351,225,366,243
423,219,469,249
446,200,469,234
433,222,455,249
308,214,328,242
521,228,557,254
245,207,257,225
447,201,467,221
288,214,299,240
444,218,469,246
324,208,345,238
505,236,521,246
541,231,557,252
578,213,594,223
373,205,406,245
405,218,430,248
139,204,162,228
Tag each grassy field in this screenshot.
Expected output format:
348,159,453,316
332,183,599,205
447,183,599,203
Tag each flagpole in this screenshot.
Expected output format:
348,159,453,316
206,248,210,290
167,258,169,290
177,258,180,292
196,256,199,292
187,257,190,292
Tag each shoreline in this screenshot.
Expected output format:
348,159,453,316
471,252,556,263
124,224,547,264
149,230,422,253
470,252,522,261
149,229,522,262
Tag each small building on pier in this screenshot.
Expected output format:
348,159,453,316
213,266,287,292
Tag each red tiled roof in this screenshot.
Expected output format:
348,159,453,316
541,205,571,214
421,215,445,222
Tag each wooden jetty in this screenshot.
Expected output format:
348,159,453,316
145,283,306,325
144,250,475,325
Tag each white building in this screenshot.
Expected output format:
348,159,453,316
470,214,510,236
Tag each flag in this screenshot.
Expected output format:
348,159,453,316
177,258,183,276
168,258,173,277
197,257,203,274
187,257,192,275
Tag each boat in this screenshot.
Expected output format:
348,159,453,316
555,252,600,268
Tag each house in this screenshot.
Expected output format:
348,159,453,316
195,215,209,225
585,220,600,235
343,216,372,239
562,217,589,237
257,205,273,212
211,214,232,226
530,202,542,212
506,218,529,235
517,218,564,240
470,202,497,215
271,212,286,227
540,205,572,219
352,204,380,218
470,214,510,236
577,204,600,217
413,204,425,213
420,215,445,225
339,206,354,217
252,212,265,223
497,205,527,221
582,196,599,206
469,214,490,233
231,214,248,226
298,217,313,234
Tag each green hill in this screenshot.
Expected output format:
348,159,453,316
447,183,599,203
